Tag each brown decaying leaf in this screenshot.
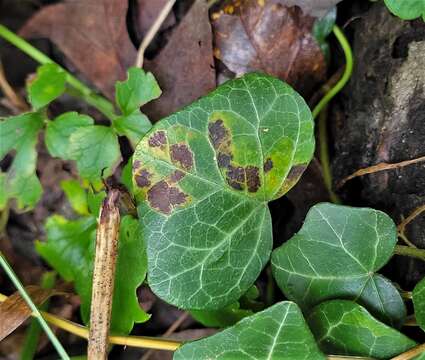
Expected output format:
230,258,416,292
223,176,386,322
212,0,326,96
143,0,216,121
0,286,63,341
20,0,137,100
281,0,342,17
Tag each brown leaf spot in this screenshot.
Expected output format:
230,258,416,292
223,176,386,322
147,180,187,214
133,160,141,171
170,170,185,183
135,169,152,188
263,158,273,173
148,131,167,147
217,152,232,168
246,166,260,192
170,144,193,170
208,119,229,149
226,165,245,190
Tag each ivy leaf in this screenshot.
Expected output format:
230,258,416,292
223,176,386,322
132,73,315,309
113,111,152,147
45,112,93,160
271,202,406,328
115,67,161,115
60,179,89,215
307,300,416,359
190,302,253,328
413,277,425,331
0,112,44,209
36,214,149,334
384,0,425,21
69,125,122,182
27,63,66,110
174,301,325,360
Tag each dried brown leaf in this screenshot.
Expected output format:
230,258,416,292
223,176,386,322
0,286,63,341
20,0,136,100
213,0,326,96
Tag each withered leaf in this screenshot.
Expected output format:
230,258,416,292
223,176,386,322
213,0,326,96
20,0,136,100
143,0,216,121
0,286,64,341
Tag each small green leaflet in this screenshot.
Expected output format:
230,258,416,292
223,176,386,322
174,301,325,360
36,214,149,334
190,302,253,328
45,112,93,160
307,300,416,359
312,7,337,60
0,112,44,209
113,112,151,147
413,277,425,332
27,63,66,110
60,179,89,216
384,0,425,21
271,203,406,328
132,73,315,309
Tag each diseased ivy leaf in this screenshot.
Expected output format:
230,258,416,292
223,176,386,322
384,0,425,21
190,302,253,328
271,202,406,328
69,125,122,182
132,73,315,309
36,214,149,334
61,179,89,215
113,111,152,147
307,300,416,359
45,112,93,160
115,67,161,115
413,277,425,332
27,63,66,110
0,112,44,209
175,301,325,360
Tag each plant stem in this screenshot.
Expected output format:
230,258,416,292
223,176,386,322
0,253,69,360
394,245,425,262
0,24,116,121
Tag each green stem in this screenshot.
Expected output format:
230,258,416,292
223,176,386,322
394,245,425,262
313,25,354,204
0,24,116,121
0,252,69,360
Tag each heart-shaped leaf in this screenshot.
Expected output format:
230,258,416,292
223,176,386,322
307,300,415,359
384,0,425,21
271,203,405,328
413,277,425,332
132,73,314,309
174,301,326,360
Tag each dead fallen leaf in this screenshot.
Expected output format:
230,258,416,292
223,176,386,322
212,0,326,96
143,0,216,121
0,286,65,341
20,0,136,100
282,0,342,17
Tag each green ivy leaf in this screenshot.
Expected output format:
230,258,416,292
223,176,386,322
45,112,93,160
271,203,406,328
132,73,315,309
413,277,425,331
307,300,416,359
36,214,149,334
0,112,44,209
115,67,161,115
27,63,66,110
174,301,325,360
60,179,89,215
113,111,151,147
190,302,253,328
69,125,122,182
384,0,425,21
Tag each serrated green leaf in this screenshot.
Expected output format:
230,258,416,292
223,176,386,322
307,300,416,359
0,112,44,209
175,301,326,360
384,0,425,21
271,203,405,328
190,302,253,328
45,112,93,160
69,125,122,181
132,73,315,310
115,67,161,115
27,63,66,110
61,179,89,215
113,111,151,147
36,214,149,334
413,277,425,332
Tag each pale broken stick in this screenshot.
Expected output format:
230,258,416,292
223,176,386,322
88,189,121,360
